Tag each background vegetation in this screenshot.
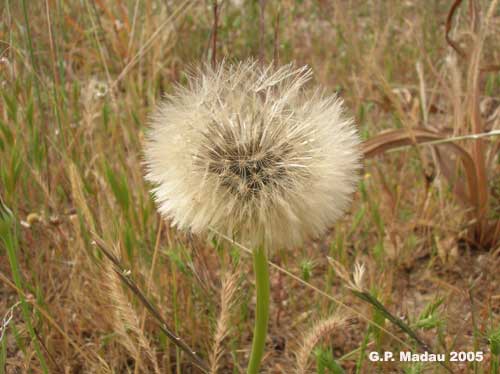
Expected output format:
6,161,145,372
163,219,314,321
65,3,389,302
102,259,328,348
1,0,499,372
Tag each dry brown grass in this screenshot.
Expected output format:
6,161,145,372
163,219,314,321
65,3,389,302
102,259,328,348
209,267,241,374
295,315,347,374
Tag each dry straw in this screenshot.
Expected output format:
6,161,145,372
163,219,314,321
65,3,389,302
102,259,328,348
209,268,241,374
295,315,346,374
144,60,362,373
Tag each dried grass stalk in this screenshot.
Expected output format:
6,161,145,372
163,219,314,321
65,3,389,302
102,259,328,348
362,128,479,209
209,268,241,374
101,245,160,373
295,315,346,374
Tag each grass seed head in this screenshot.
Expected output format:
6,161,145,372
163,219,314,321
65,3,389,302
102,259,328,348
144,60,362,249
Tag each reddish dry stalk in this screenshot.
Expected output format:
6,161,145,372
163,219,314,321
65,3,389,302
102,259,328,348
469,0,499,245
362,129,480,209
445,0,466,58
259,0,266,64
211,0,218,67
273,9,280,64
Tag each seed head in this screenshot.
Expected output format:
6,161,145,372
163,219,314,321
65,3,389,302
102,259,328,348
144,61,362,249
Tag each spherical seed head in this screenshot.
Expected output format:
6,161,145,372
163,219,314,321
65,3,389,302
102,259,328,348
144,61,362,249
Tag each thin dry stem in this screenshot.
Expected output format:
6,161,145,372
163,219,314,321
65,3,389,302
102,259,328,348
68,163,96,233
112,1,193,89
211,0,218,67
134,220,163,374
465,0,499,243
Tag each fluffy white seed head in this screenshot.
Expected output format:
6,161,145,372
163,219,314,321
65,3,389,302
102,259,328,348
144,61,362,249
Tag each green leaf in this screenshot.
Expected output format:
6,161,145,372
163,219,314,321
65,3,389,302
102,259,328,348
314,346,345,374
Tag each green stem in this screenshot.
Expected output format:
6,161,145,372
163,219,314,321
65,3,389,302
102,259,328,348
247,247,270,374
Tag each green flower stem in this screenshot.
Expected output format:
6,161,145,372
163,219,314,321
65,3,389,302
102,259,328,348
247,246,270,374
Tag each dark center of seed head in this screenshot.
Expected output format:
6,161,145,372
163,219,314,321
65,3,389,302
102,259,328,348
208,147,287,198
197,121,294,198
